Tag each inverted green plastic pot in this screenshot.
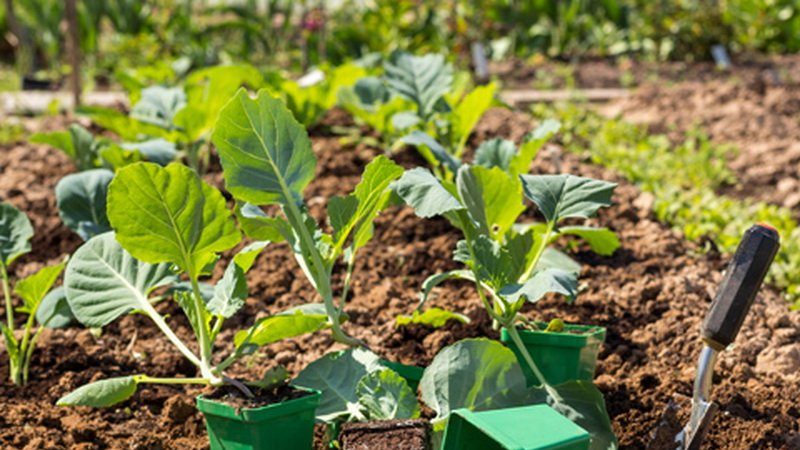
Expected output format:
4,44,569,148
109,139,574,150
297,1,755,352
441,404,590,450
196,386,321,450
379,359,425,390
501,323,606,386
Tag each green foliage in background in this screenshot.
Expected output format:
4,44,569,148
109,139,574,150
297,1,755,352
538,102,800,308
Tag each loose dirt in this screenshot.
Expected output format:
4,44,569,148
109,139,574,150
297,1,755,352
0,108,797,449
339,419,430,450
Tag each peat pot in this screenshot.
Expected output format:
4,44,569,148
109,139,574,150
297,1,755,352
196,386,321,450
500,323,606,386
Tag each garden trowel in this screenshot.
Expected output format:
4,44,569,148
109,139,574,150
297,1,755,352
648,224,780,450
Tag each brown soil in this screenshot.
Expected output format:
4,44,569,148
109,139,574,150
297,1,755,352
202,383,310,409
339,419,430,450
0,108,798,449
604,55,800,215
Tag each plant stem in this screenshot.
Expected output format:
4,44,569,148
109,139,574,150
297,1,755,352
504,323,559,399
135,375,211,385
16,312,36,384
1,264,13,330
519,222,555,282
140,301,203,369
21,324,45,384
337,251,356,316
189,275,216,379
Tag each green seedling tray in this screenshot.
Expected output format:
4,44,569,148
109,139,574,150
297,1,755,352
379,359,425,390
441,404,590,450
501,323,606,386
196,386,321,450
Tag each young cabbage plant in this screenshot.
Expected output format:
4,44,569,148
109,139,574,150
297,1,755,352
57,162,334,407
213,89,403,348
419,338,617,450
392,165,618,378
0,202,69,385
294,348,420,423
339,76,414,150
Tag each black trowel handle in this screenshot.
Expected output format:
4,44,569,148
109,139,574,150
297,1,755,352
702,224,780,350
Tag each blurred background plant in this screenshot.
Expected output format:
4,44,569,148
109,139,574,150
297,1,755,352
1,0,800,91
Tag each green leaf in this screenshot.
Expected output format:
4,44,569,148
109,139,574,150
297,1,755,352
233,240,269,271
558,226,620,256
401,132,461,174
384,53,453,119
79,106,175,141
351,76,390,106
396,308,470,328
294,348,383,422
55,169,114,241
120,139,177,166
234,303,330,347
14,260,66,313
249,366,289,389
356,369,420,420
31,130,74,159
207,261,247,319
35,286,75,328
236,203,290,243
99,144,144,169
392,168,463,218
213,89,316,207
57,376,138,407
499,268,578,304
519,174,616,224
536,247,582,274
474,139,516,171
451,83,497,155
32,124,99,170
65,232,175,327
420,338,530,421
419,270,475,308
509,119,560,176
331,155,403,251
130,86,186,129
456,165,524,238
0,323,18,364
534,381,618,450
0,202,33,267
107,162,241,275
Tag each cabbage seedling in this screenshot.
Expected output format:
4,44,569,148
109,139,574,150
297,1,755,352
57,162,333,407
0,202,68,385
213,89,403,347
393,165,618,380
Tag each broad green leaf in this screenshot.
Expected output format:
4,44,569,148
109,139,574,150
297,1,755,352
419,269,475,308
130,86,186,129
35,286,75,328
107,162,240,275
356,369,420,420
331,156,403,251
499,268,578,304
33,124,98,170
420,338,530,421
456,165,524,238
233,241,269,271
79,106,175,141
120,139,177,166
234,303,330,347
474,139,516,171
236,203,290,243
65,232,175,327
396,308,470,328
174,289,210,341
15,260,66,313
384,53,453,119
328,195,359,242
57,376,138,407
520,174,616,223
534,381,618,450
213,89,316,207
391,111,422,130
207,261,247,319
392,168,463,218
401,132,461,174
536,247,582,274
295,348,383,422
466,236,519,288
31,130,74,158
351,76,390,106
452,83,497,156
509,119,560,176
558,226,620,256
0,202,33,267
99,144,143,169
55,169,114,241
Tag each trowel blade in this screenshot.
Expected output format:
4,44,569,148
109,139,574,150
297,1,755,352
647,394,718,450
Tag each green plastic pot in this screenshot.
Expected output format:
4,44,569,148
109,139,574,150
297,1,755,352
441,404,590,450
500,323,606,386
379,359,425,390
196,386,321,450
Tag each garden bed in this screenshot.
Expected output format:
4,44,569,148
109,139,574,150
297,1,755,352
0,108,798,450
